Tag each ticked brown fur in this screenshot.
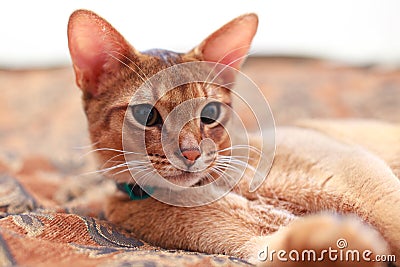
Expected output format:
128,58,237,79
68,10,400,266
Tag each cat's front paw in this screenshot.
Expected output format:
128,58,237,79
244,214,390,267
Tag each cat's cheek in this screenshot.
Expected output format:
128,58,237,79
203,124,231,150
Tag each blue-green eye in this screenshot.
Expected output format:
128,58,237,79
201,102,221,124
131,104,161,126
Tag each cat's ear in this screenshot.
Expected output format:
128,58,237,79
190,13,258,70
68,10,137,96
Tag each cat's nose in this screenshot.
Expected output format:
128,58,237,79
181,148,201,166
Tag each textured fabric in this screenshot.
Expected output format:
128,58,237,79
0,171,248,267
0,57,399,266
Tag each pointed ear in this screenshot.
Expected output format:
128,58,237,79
67,10,136,96
191,13,258,70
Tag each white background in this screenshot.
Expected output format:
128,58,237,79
1,0,400,68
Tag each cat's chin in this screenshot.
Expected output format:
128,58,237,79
112,172,207,189
162,173,205,188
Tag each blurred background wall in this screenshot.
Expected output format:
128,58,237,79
1,0,399,69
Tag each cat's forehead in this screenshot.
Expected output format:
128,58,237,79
130,82,206,108
142,49,185,67
156,83,206,108
154,83,230,123
127,49,230,107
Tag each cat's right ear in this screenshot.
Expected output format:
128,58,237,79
68,10,136,97
190,13,258,70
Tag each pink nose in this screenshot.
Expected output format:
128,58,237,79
181,148,201,164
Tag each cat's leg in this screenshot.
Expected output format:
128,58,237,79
106,192,388,266
106,192,281,256
245,213,389,267
296,119,400,178
242,127,400,259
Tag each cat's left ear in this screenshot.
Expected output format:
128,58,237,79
190,13,258,70
67,9,138,97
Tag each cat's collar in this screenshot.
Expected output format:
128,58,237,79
116,183,155,201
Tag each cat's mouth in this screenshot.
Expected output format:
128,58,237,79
147,152,217,188
160,171,208,187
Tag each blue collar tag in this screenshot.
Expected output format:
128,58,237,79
116,183,155,200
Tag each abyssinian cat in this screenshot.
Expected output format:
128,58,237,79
67,10,400,266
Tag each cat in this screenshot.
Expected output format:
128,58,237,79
67,9,400,266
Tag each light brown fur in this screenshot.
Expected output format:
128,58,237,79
68,10,399,266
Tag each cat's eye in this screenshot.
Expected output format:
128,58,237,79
131,104,161,127
200,102,221,125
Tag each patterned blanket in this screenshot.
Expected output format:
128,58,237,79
1,57,399,266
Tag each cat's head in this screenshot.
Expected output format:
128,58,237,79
68,10,258,188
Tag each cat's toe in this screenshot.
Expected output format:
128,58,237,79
245,213,390,267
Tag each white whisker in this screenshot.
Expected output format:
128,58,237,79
80,147,146,159
209,166,236,186
132,168,158,186
106,52,154,89
224,159,257,174
218,155,252,161
100,153,127,169
214,162,245,176
217,144,262,155
73,141,100,150
114,163,152,176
